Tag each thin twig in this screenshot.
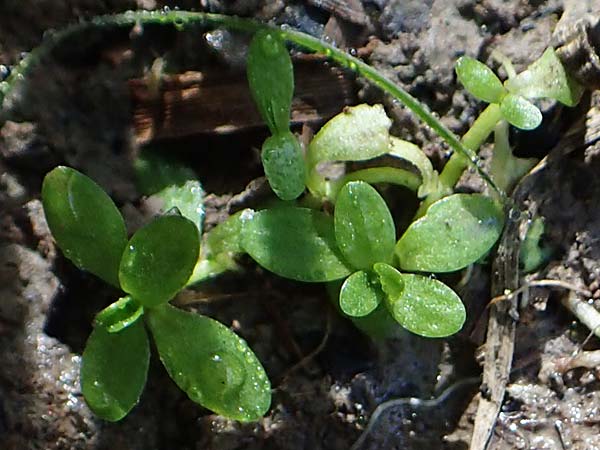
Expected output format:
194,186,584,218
561,291,600,340
488,279,592,306
173,290,249,306
350,377,480,450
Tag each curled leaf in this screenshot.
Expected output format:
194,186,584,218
383,273,466,338
42,166,127,287
396,194,504,272
500,93,542,130
334,181,395,270
119,215,199,307
339,270,384,317
262,131,306,201
504,48,583,107
455,56,506,104
307,104,391,167
95,296,144,333
242,207,352,282
81,319,149,421
147,304,271,422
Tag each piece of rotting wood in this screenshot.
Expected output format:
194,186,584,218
307,0,369,26
129,58,356,145
553,0,600,90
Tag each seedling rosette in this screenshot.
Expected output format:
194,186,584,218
42,166,271,422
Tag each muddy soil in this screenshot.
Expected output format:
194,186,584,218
1,1,600,449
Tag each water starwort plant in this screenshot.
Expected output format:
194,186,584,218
42,166,271,422
2,9,584,424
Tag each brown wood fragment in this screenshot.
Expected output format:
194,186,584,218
129,59,357,145
307,0,369,26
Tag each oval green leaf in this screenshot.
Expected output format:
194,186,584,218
262,131,306,201
373,262,405,299
307,104,392,166
455,56,506,104
42,166,127,287
500,93,542,130
247,30,294,134
339,270,384,317
334,181,395,270
153,180,205,233
242,208,352,282
504,48,583,107
81,318,149,421
147,304,271,422
119,215,199,307
383,273,466,337
396,194,504,272
95,296,144,333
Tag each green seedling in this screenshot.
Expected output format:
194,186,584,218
13,10,587,425
247,31,305,201
240,180,503,338
443,49,584,194
42,166,270,422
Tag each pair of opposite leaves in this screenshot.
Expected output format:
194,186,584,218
241,180,504,338
42,166,271,422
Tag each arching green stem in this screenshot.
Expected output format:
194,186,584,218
0,9,503,199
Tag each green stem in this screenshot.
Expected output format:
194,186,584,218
416,103,502,216
0,10,503,199
438,103,502,188
340,167,420,192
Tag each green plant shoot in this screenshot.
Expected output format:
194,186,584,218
42,166,271,422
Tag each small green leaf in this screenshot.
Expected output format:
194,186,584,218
373,262,404,299
242,208,352,282
147,304,271,422
187,210,249,285
455,56,506,104
95,296,144,333
504,48,584,107
339,270,384,317
388,137,440,198
384,273,466,338
207,211,246,256
520,216,551,273
262,131,306,201
396,194,504,272
307,104,391,166
119,215,199,307
42,166,127,287
334,181,395,270
81,319,149,421
134,150,197,196
247,30,294,134
500,93,542,130
153,180,205,233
